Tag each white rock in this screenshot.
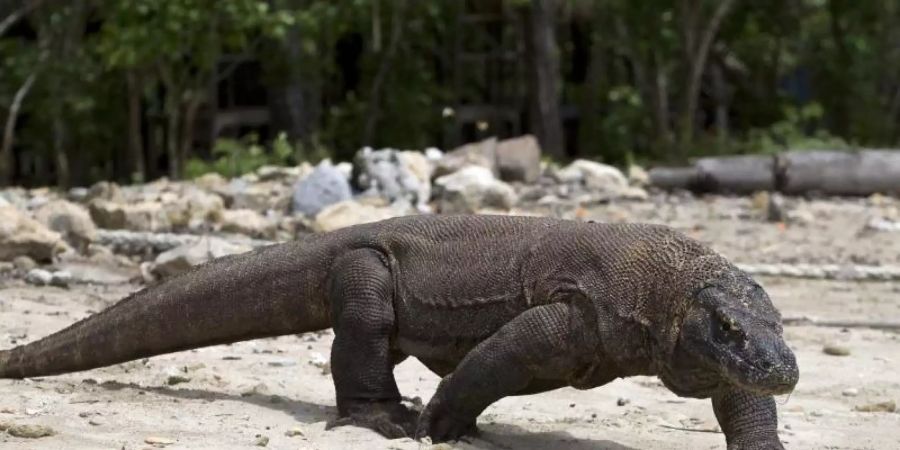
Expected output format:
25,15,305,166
313,200,411,233
496,135,542,183
354,148,433,210
0,205,68,262
25,268,54,286
89,200,171,232
151,237,252,278
219,209,276,238
33,200,98,251
627,165,650,186
434,166,517,213
434,138,497,178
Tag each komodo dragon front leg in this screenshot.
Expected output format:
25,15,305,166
416,302,599,442
325,249,419,438
713,389,785,450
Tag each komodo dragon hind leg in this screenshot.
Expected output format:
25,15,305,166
325,249,418,438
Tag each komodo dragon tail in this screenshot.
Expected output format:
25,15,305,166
0,240,335,379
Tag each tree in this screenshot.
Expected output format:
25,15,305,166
97,0,295,179
522,0,565,158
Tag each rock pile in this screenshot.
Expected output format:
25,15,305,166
0,134,649,281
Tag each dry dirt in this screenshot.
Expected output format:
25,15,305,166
1,196,899,450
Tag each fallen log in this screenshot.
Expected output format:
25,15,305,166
777,149,900,196
647,167,699,191
694,155,776,194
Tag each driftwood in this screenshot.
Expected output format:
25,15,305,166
650,149,900,196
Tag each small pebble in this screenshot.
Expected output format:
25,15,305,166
854,400,897,413
145,436,176,445
822,344,851,356
49,270,72,288
267,359,297,367
617,398,630,406
255,435,269,447
166,375,191,386
24,269,53,286
6,424,56,438
285,427,304,437
842,388,859,397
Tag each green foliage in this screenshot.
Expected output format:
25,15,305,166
2,0,899,186
186,133,297,179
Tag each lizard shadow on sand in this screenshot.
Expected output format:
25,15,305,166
97,381,336,424
469,423,637,450
97,383,635,449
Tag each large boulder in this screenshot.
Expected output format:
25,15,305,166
219,209,277,239
434,137,498,178
150,237,252,279
89,200,172,232
353,147,432,210
313,199,412,233
0,205,68,262
33,200,97,252
496,135,542,183
434,166,518,214
291,161,353,217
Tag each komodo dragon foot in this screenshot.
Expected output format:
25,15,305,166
326,399,420,438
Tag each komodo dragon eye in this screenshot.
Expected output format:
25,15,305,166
716,310,740,333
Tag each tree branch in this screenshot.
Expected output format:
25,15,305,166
0,0,44,37
1,71,38,183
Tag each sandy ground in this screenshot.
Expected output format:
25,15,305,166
1,197,899,449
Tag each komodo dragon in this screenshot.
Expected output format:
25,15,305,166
0,215,799,449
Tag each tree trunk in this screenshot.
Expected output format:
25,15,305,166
126,70,146,183
711,61,730,143
52,112,69,188
652,50,674,151
363,0,407,146
523,0,565,159
0,72,37,185
266,19,321,148
159,65,182,180
179,92,203,174
166,102,181,180
679,0,736,147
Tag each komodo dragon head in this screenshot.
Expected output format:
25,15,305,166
661,256,799,398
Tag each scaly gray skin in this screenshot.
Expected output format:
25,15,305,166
0,215,798,449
